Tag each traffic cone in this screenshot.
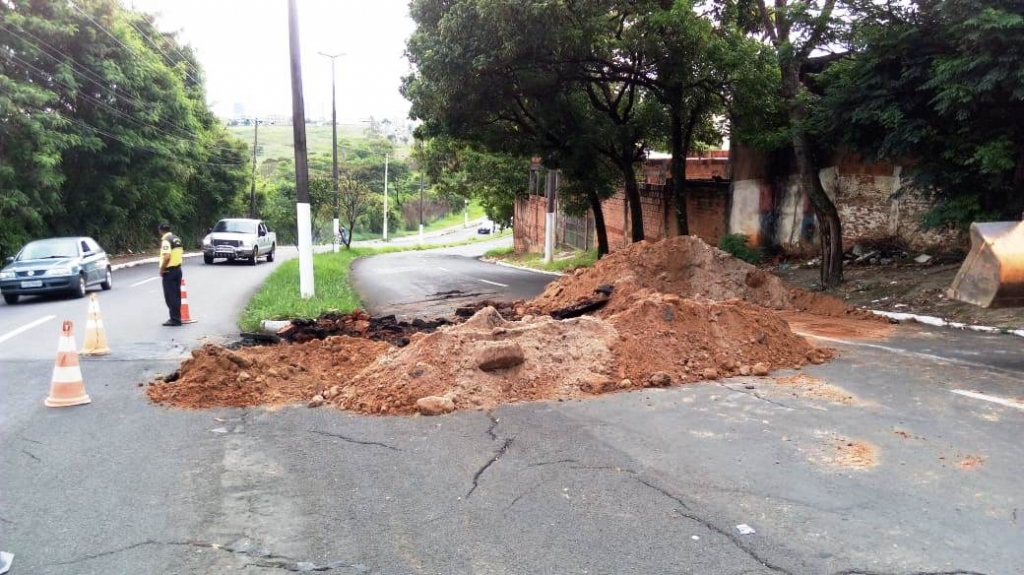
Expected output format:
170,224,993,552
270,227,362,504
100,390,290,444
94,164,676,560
45,320,91,408
80,294,110,356
179,278,197,324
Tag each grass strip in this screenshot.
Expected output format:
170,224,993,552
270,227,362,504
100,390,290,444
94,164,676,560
484,248,599,273
239,232,512,330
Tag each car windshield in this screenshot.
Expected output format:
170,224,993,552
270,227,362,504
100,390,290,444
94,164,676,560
19,238,80,260
213,220,257,234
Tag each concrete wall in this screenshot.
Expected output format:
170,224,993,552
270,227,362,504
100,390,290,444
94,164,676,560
515,148,950,256
729,148,953,251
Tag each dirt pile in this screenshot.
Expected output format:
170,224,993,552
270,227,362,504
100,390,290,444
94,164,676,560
147,337,390,409
327,306,619,415
605,290,832,385
528,236,876,319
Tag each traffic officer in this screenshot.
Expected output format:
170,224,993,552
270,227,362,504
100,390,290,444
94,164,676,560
158,223,184,326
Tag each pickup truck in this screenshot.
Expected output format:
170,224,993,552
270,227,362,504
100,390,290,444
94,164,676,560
201,218,276,265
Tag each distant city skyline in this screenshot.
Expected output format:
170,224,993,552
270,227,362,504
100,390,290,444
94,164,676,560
124,0,416,124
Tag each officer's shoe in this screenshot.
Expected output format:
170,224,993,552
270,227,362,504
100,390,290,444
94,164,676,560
162,319,183,327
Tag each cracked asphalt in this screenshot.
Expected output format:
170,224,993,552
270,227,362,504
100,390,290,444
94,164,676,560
2,242,1022,574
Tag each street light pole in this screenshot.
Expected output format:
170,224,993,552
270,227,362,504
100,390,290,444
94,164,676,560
318,51,344,252
419,174,425,246
383,153,389,242
288,0,313,297
249,119,261,218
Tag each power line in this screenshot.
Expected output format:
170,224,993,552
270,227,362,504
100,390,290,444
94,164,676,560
122,15,201,86
4,103,246,168
0,21,243,156
2,50,244,157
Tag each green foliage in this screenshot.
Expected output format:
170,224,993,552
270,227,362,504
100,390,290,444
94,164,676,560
718,233,762,263
418,137,528,227
0,0,248,257
817,0,1024,228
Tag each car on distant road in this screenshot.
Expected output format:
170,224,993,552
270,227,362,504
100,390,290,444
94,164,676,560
477,225,492,235
201,218,276,265
0,237,112,304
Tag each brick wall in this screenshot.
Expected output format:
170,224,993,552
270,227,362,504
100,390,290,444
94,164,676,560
514,194,547,253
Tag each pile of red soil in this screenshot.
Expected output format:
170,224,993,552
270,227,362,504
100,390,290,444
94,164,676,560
147,336,389,409
528,236,877,320
328,307,618,415
605,290,832,385
148,236,853,415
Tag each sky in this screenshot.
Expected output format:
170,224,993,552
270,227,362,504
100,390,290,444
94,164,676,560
124,0,417,124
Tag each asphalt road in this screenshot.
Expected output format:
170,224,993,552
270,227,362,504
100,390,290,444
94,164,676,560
2,242,1022,574
352,236,547,319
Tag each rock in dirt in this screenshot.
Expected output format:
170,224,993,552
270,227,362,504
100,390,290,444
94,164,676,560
752,362,770,376
476,341,526,371
308,395,325,408
647,372,673,387
415,396,455,416
702,368,720,380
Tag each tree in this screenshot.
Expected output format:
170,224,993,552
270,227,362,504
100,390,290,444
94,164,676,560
404,0,663,253
817,0,1024,229
0,0,248,254
338,175,373,249
721,0,847,288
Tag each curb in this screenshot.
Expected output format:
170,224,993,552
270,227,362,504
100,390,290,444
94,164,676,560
870,309,1024,339
110,252,203,271
480,258,566,277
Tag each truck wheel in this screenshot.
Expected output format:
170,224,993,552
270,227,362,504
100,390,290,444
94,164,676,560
250,247,259,265
204,254,214,265
266,245,275,263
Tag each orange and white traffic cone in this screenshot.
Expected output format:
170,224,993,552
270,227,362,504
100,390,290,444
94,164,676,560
80,293,110,356
45,320,91,407
179,278,197,324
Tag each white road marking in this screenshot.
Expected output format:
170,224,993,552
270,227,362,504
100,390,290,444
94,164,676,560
0,315,56,344
130,276,161,288
950,389,1024,411
478,279,508,288
437,267,451,272
795,332,1021,376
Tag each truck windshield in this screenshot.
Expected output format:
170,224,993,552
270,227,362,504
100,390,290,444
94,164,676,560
213,220,257,234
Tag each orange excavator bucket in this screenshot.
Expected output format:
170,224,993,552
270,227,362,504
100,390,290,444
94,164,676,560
947,221,1024,308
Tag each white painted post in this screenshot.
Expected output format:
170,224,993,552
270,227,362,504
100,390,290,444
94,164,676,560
543,170,556,264
383,154,389,241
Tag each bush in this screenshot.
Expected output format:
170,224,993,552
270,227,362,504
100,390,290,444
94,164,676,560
718,234,762,264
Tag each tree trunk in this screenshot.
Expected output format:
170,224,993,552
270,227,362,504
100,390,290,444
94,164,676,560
783,67,843,288
622,163,646,243
589,190,609,257
669,97,689,236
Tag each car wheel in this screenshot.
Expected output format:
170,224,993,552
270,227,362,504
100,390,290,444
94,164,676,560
250,247,259,265
266,245,275,263
204,254,214,265
73,274,87,298
100,268,113,290
3,293,18,305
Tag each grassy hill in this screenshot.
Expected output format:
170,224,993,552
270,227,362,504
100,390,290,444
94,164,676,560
227,124,371,160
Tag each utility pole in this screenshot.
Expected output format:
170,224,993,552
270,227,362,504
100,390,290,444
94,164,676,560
383,153,389,241
249,119,261,218
288,0,314,297
544,169,556,264
419,174,425,246
464,198,469,229
318,51,344,252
